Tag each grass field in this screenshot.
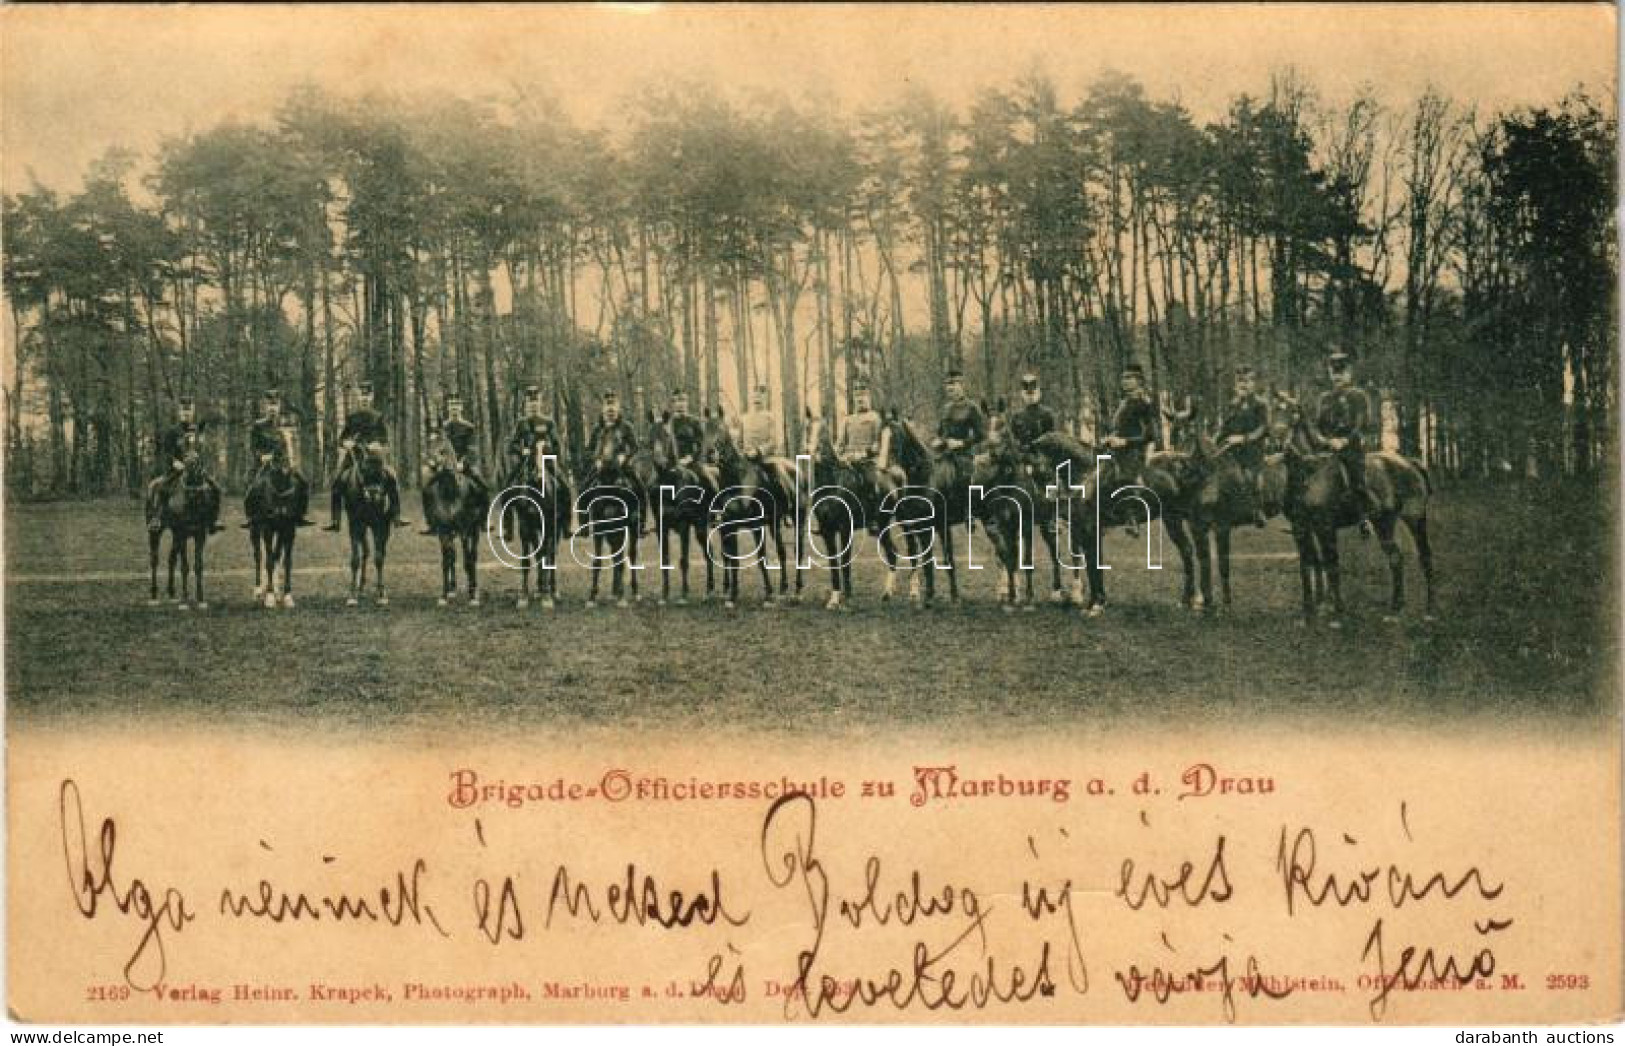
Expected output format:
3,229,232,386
5,481,1616,735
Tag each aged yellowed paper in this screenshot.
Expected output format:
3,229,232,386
3,2,1620,1027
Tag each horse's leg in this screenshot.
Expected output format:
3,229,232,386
249,528,264,599
1216,524,1233,608
194,534,207,608
348,526,363,606
757,525,776,605
374,524,388,605
167,537,180,603
841,527,854,604
1021,515,1036,610
626,519,640,606
1194,520,1215,609
464,529,480,605
1083,525,1107,616
1319,527,1344,622
281,531,296,607
701,519,715,600
588,533,602,607
879,527,898,602
1166,517,1199,609
770,518,789,598
723,530,738,608
437,534,451,605
1406,514,1437,621
1376,514,1404,620
177,535,192,607
679,524,692,604
942,517,959,604
1291,525,1317,623
148,529,162,604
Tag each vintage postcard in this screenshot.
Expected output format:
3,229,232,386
3,3,1620,1028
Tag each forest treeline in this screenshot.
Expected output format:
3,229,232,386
2,70,1615,496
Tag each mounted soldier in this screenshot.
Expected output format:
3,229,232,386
245,389,314,527
1008,371,1057,479
420,393,488,536
505,384,561,486
739,384,796,501
586,389,644,495
323,381,407,532
934,368,985,490
836,379,885,524
1314,349,1377,529
1103,363,1159,484
1216,364,1270,527
146,396,224,534
665,388,719,494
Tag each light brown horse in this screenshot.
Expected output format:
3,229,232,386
1275,393,1436,625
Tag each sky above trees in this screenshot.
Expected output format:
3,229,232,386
3,5,1613,195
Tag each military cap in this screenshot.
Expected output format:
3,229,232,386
1020,372,1040,391
944,368,965,384
1122,363,1145,380
1234,364,1256,379
356,381,374,396
1328,350,1353,367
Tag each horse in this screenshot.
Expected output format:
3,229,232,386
580,440,645,609
972,410,1069,612
1274,393,1436,625
875,414,946,605
336,442,394,606
798,413,871,610
421,439,490,607
1026,429,1199,616
647,410,718,605
1159,401,1283,611
710,422,798,609
243,439,307,609
147,449,220,610
501,436,572,610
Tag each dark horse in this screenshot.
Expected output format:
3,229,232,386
1026,429,1200,616
421,440,490,607
798,413,875,610
710,421,799,609
971,410,1076,612
336,443,394,606
581,443,644,608
503,436,572,609
1159,401,1284,611
875,414,946,605
647,410,718,605
1275,393,1436,625
148,450,220,609
244,435,307,609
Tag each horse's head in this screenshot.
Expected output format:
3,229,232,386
1272,392,1318,458
1259,452,1290,517
975,411,1021,476
648,413,679,472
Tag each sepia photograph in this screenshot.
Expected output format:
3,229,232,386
3,3,1619,1030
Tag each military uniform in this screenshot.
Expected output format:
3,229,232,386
1010,401,1057,453
739,405,795,498
506,414,560,484
1108,391,1159,478
587,416,640,479
835,403,884,520
1315,383,1374,511
667,411,719,493
1217,392,1270,473
936,395,984,490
